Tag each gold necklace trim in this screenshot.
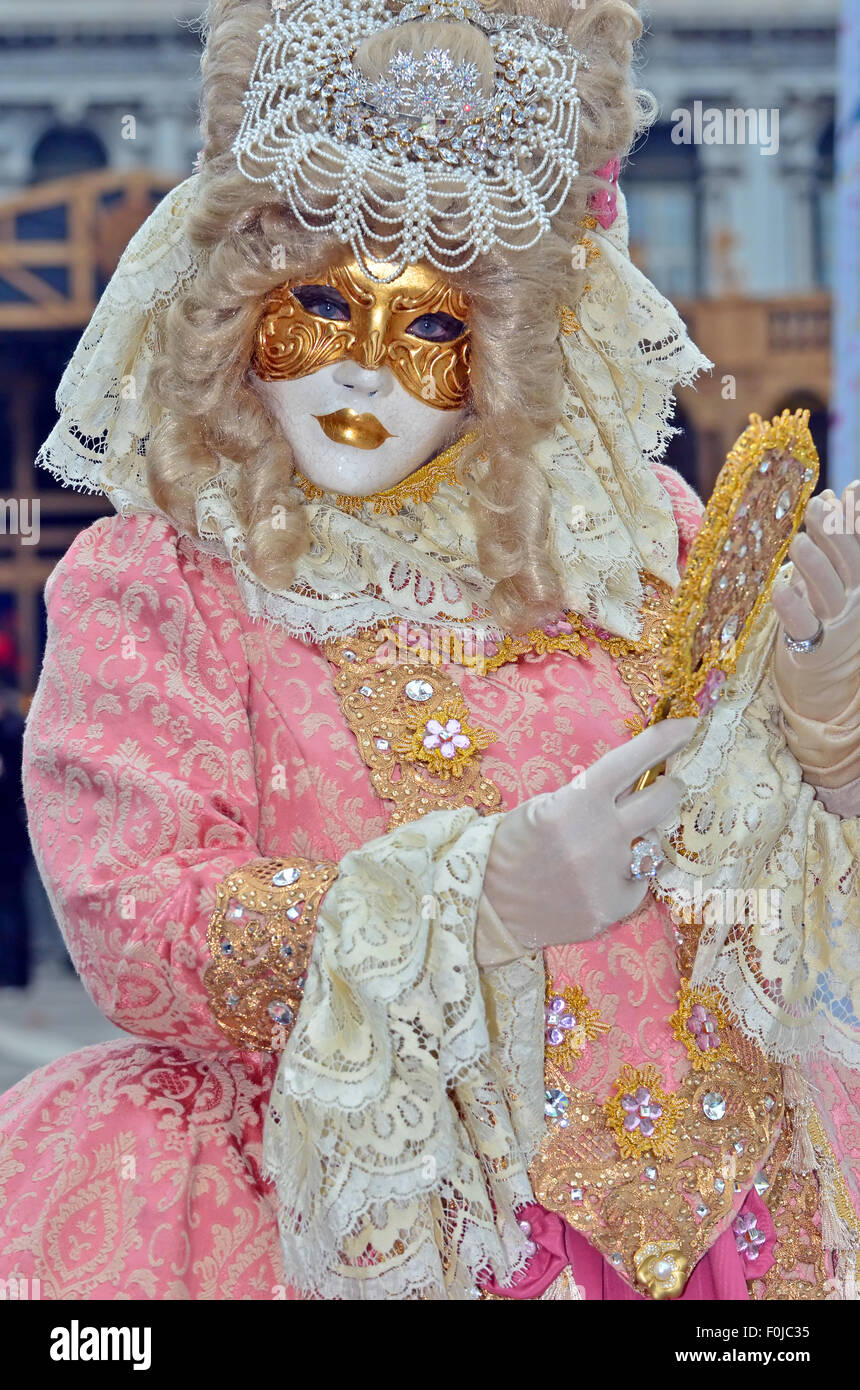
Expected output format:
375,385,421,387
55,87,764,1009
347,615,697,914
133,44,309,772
293,430,479,516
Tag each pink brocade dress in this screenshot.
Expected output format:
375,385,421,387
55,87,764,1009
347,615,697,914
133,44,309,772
0,463,856,1299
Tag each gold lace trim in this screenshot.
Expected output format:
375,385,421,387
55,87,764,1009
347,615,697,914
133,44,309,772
475,575,672,683
481,614,590,673
325,626,502,828
204,856,338,1051
293,430,479,516
570,576,676,719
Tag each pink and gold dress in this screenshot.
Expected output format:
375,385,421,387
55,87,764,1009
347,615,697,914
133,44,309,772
1,457,858,1301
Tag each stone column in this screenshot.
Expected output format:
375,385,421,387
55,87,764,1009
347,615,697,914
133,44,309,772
831,0,860,491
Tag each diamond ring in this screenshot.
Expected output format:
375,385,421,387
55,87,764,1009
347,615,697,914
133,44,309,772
783,619,824,656
628,836,665,881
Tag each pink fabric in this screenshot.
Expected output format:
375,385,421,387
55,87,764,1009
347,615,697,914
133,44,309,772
568,1225,751,1301
480,1201,759,1301
0,464,855,1299
588,156,621,228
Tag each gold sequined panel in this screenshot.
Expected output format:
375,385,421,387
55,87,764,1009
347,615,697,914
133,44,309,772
532,1031,785,1298
748,1119,829,1301
326,627,501,828
204,856,338,1051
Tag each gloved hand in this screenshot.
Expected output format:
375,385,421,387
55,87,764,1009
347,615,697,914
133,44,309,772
771,483,860,799
475,717,698,965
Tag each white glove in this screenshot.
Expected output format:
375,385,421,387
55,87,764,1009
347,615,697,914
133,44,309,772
771,483,860,811
475,717,698,965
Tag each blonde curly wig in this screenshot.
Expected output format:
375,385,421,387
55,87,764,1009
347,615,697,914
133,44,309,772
146,0,651,634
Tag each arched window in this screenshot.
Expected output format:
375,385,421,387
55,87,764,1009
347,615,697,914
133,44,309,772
30,127,108,184
623,123,701,299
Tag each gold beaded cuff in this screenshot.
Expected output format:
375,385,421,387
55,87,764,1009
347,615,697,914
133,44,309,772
204,856,338,1051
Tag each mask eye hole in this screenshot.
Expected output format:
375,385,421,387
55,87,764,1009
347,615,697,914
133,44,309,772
290,285,352,321
406,312,467,343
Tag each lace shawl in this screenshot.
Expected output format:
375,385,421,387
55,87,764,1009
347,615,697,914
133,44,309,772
263,809,546,1300
655,567,860,1070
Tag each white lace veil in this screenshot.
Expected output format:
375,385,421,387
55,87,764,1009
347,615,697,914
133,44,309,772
36,172,711,644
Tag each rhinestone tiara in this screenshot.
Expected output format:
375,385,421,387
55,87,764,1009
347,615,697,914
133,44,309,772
234,0,588,282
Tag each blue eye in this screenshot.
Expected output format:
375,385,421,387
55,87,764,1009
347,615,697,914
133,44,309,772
406,312,467,342
291,285,351,321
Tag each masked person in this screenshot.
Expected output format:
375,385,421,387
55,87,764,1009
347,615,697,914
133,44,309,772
1,0,859,1302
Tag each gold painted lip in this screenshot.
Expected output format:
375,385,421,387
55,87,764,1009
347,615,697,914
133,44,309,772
314,408,394,451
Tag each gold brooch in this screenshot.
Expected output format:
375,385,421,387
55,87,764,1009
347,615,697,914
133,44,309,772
634,1241,688,1300
544,980,609,1071
669,979,734,1072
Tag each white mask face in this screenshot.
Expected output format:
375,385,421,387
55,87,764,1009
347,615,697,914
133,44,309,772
253,361,468,497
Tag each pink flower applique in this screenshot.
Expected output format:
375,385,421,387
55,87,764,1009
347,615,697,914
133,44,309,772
422,717,471,759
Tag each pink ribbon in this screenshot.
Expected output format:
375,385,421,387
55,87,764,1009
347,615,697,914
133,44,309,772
588,157,621,229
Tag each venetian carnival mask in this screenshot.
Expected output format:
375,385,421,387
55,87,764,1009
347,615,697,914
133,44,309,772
252,257,471,498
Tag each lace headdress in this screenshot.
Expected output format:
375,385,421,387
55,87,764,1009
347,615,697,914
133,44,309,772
36,171,710,643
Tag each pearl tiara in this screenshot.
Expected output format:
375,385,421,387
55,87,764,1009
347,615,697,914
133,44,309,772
234,0,588,281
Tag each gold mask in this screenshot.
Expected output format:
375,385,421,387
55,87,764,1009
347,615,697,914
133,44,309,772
253,259,471,412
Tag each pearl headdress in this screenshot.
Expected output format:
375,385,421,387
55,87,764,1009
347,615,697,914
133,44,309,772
235,0,588,280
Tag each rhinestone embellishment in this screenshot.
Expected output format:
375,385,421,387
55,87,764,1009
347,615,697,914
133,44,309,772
545,1087,570,1127
702,1091,727,1121
273,866,301,887
267,1000,295,1027
404,678,435,702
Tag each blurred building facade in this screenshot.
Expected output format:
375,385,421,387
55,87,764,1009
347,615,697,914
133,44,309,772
631,0,836,494
0,1,202,693
0,0,839,694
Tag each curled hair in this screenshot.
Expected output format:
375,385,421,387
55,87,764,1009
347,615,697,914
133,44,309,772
147,0,650,633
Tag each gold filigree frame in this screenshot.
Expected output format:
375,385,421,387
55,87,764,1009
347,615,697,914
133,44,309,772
652,409,819,723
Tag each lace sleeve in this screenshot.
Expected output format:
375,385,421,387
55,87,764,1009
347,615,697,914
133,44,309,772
262,806,547,1300
653,584,860,1068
